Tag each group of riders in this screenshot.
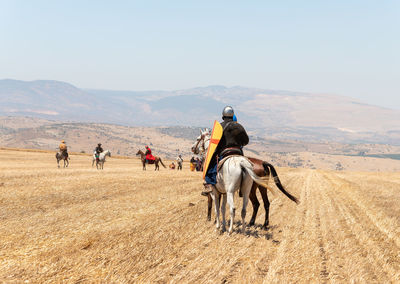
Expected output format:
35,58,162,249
57,141,183,167
57,105,247,196
58,141,104,162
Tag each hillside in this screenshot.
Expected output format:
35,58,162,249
1,79,400,144
1,149,399,282
1,116,400,172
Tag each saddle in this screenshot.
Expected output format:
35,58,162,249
59,151,68,159
146,159,155,164
217,147,245,172
217,155,254,172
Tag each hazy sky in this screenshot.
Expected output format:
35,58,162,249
1,1,399,109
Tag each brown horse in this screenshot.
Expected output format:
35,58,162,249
56,151,69,168
136,150,166,170
204,157,298,228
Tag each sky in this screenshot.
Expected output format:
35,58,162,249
1,0,399,109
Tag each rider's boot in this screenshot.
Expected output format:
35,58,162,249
201,184,214,196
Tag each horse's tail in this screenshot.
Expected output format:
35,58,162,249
263,162,299,204
239,158,275,194
159,158,166,168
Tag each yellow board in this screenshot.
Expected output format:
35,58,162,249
203,120,223,179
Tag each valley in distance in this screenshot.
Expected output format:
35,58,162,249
1,116,400,172
1,79,400,171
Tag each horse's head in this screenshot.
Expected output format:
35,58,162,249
136,150,142,156
191,128,210,155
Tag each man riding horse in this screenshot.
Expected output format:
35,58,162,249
95,143,104,161
202,106,249,196
144,145,156,164
59,140,68,158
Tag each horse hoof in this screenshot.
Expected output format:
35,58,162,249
249,221,255,226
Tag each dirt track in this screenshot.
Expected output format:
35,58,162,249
0,149,399,282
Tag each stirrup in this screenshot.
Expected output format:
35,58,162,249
201,184,213,196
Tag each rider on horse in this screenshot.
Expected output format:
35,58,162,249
59,140,68,157
202,106,249,196
95,143,104,161
145,145,156,164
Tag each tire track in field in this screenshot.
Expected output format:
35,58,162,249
330,173,400,248
325,172,400,253
311,175,329,283
265,170,327,283
315,171,380,282
322,172,399,282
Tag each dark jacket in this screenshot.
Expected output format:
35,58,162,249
95,146,104,154
216,118,249,156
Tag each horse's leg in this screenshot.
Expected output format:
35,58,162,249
259,186,270,229
212,191,221,230
92,159,95,167
57,159,60,168
207,193,212,221
221,193,227,232
249,183,260,226
227,191,235,234
66,158,69,168
240,176,252,234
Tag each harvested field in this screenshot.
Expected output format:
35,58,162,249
0,149,399,282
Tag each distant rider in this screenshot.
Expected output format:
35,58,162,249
59,140,68,157
202,106,249,196
145,145,155,163
95,143,104,161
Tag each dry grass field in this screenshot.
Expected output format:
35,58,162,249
0,149,399,283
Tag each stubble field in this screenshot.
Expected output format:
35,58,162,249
0,149,399,282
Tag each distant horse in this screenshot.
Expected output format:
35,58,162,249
192,129,299,228
56,151,69,168
92,150,111,170
136,150,166,170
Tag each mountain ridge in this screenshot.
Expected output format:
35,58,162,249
1,79,399,144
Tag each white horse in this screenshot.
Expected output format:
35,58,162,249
92,150,111,170
192,129,273,234
191,128,210,159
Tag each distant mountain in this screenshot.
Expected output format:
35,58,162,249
1,79,400,144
